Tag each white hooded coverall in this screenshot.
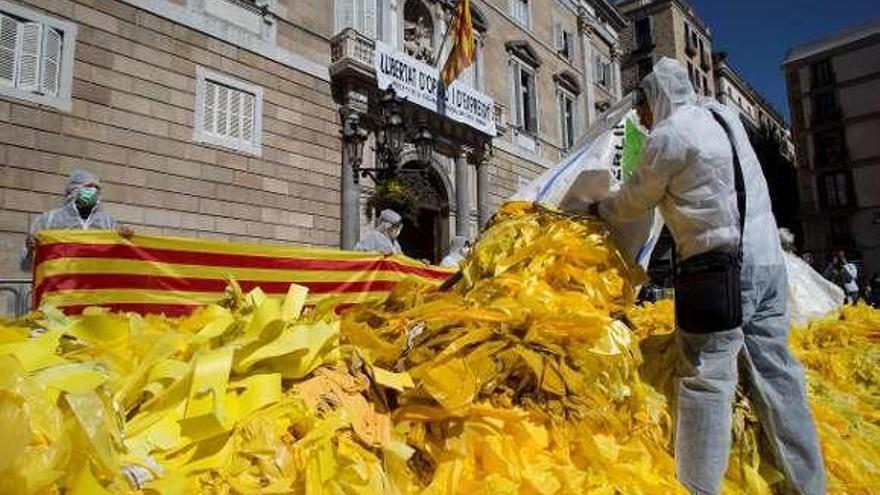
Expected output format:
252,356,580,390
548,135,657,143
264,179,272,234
440,236,469,268
354,209,403,255
599,58,825,495
20,170,117,271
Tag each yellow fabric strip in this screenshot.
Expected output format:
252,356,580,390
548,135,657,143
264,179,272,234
39,289,391,307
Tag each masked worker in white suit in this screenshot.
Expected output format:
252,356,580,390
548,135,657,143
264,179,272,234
20,170,132,271
440,236,471,268
598,58,825,494
355,209,403,256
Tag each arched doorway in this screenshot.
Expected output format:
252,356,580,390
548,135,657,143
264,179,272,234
396,161,449,264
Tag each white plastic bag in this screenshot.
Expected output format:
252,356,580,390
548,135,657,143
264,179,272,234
784,251,845,325
511,97,664,269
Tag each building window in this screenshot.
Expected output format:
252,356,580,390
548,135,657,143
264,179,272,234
810,59,834,88
687,61,695,85
684,22,695,56
511,58,538,134
698,37,709,69
828,217,853,246
0,1,76,112
558,89,576,151
819,172,851,209
635,17,652,50
814,129,847,169
702,75,709,95
637,57,653,80
512,0,531,29
554,21,575,61
594,54,613,90
335,0,377,38
812,91,838,125
194,67,263,156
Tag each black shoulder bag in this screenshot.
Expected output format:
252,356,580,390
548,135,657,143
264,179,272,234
673,111,747,334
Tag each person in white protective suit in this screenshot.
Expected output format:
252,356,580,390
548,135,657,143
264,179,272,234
355,209,403,255
440,236,471,268
20,170,131,272
598,58,825,494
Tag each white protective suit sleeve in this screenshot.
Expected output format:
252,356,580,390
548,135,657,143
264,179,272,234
598,126,686,222
440,236,469,268
354,229,401,255
598,57,741,261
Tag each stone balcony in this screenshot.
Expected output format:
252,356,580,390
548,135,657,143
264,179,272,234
330,28,376,83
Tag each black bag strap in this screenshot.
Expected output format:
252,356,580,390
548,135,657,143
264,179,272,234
709,110,747,255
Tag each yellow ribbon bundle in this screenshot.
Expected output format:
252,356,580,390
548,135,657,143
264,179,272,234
1,202,879,494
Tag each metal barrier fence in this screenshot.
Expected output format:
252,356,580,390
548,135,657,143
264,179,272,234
0,279,32,318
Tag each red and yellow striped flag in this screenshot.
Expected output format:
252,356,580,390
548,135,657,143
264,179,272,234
441,0,476,87
33,230,455,316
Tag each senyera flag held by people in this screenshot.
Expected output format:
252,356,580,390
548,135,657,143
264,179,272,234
31,230,454,316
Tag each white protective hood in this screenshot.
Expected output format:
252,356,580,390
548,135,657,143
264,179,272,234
600,57,783,266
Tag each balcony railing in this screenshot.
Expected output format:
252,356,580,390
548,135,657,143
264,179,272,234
330,28,376,77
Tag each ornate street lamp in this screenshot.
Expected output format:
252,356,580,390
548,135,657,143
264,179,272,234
414,126,434,165
342,113,369,184
378,89,405,169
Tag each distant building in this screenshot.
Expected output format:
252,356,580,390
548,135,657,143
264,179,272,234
616,0,714,97
714,53,795,162
783,18,880,280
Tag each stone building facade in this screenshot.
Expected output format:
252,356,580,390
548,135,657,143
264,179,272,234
616,0,713,97
714,54,795,162
783,18,880,280
0,0,626,280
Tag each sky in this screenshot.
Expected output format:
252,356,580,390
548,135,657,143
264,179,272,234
683,0,879,122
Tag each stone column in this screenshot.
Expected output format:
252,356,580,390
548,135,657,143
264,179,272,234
339,91,368,249
474,154,490,229
578,13,597,126
340,113,361,250
454,152,470,236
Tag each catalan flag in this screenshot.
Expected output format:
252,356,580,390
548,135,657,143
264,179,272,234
441,0,476,87
33,230,454,316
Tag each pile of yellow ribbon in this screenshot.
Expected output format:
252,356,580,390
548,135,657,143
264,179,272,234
1,201,879,494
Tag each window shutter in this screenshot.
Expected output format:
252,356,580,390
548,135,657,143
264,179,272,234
40,27,61,96
512,62,522,127
335,0,355,33
553,21,562,52
0,14,19,87
16,21,41,92
558,91,564,145
228,90,241,140
215,84,229,138
565,31,574,60
363,0,377,39
242,92,255,143
203,81,217,134
527,73,538,133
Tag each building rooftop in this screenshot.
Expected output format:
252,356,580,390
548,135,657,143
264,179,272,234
592,0,629,31
783,16,880,66
714,53,789,127
615,0,711,36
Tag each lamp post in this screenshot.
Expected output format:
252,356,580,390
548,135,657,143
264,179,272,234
342,113,369,184
356,89,436,182
414,126,434,165
378,89,404,179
